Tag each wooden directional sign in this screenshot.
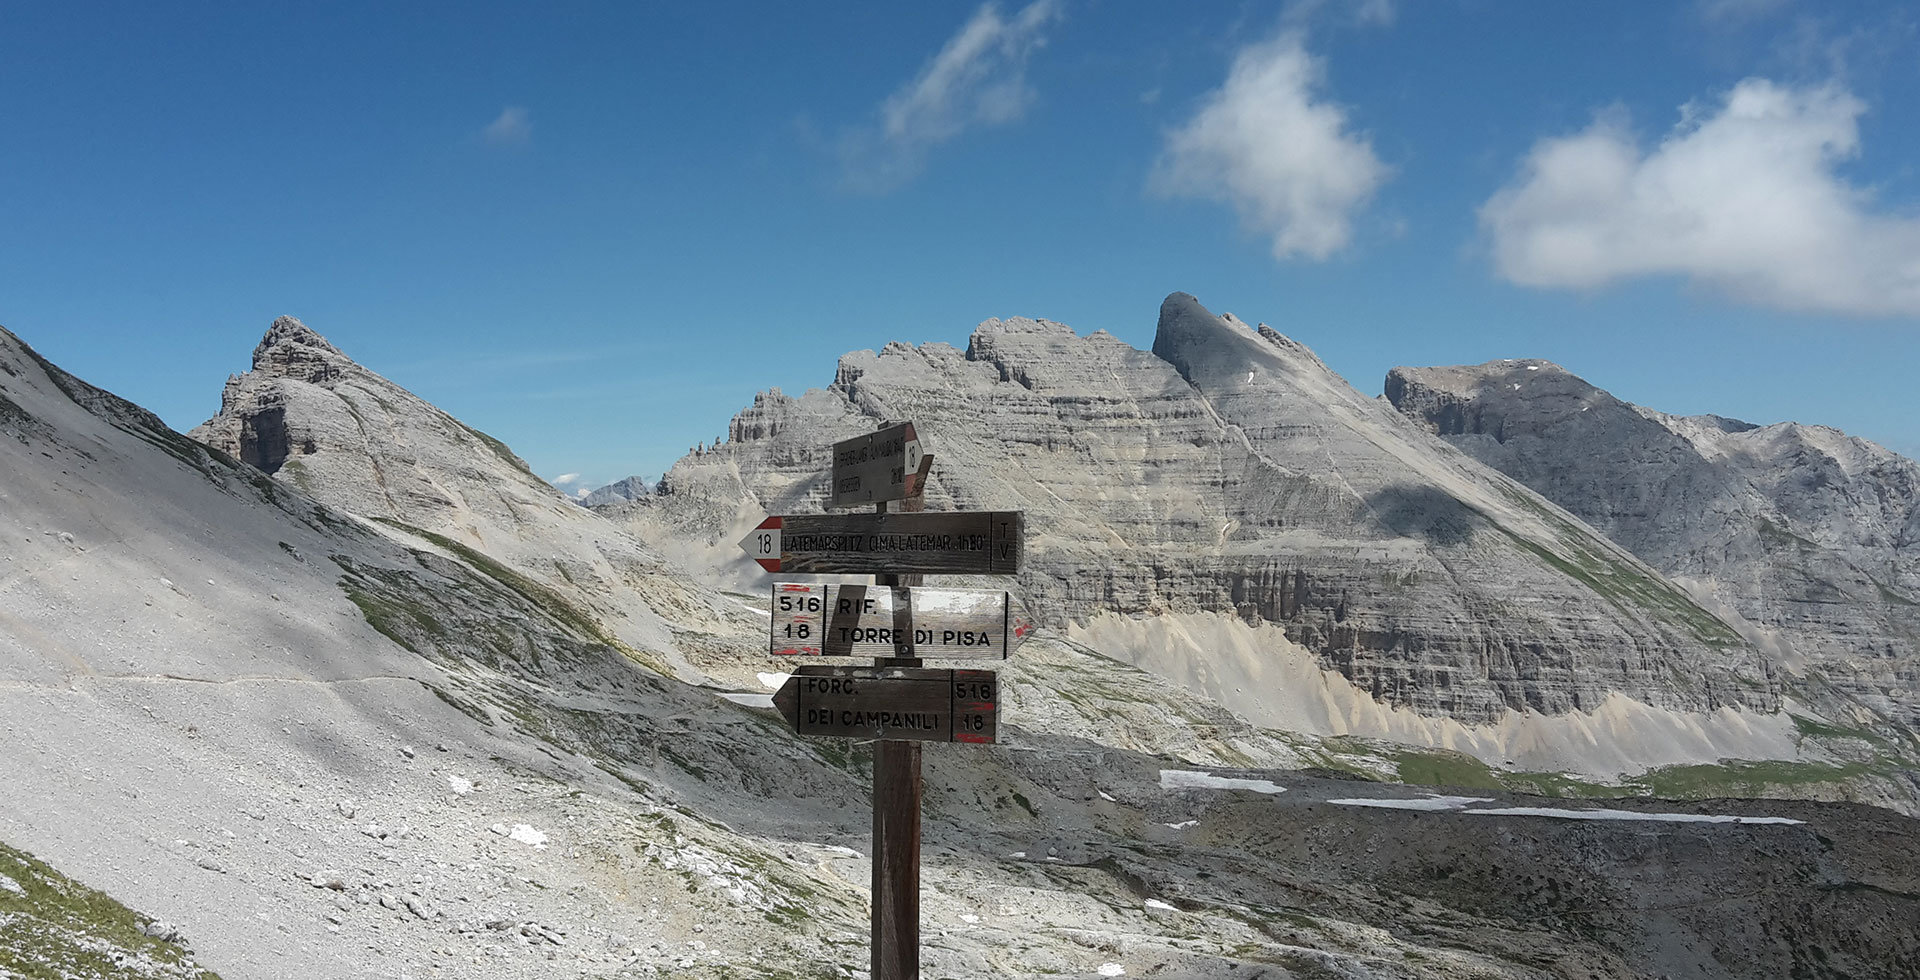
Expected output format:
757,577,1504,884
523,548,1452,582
769,583,1033,659
830,422,924,509
739,511,1022,576
771,665,998,744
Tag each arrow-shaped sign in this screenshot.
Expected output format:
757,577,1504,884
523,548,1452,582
829,422,924,509
769,583,1033,659
771,665,998,744
739,511,1022,576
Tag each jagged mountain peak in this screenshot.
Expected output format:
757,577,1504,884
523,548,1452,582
1153,291,1332,386
250,314,348,384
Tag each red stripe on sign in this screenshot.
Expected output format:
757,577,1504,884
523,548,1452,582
777,583,811,592
954,733,992,744
1013,622,1031,637
771,646,820,656
755,558,781,572
958,702,995,712
760,516,783,529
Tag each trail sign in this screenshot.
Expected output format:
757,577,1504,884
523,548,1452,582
830,422,923,509
771,665,998,744
769,583,1033,659
739,511,1022,576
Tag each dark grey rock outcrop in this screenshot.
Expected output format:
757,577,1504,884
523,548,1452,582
1387,358,1920,728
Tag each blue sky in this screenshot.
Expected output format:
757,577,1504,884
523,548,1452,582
5,0,1919,492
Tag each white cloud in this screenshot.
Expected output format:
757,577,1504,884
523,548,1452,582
841,0,1062,191
1151,30,1388,261
482,106,531,146
1696,0,1789,25
1353,0,1395,27
1480,79,1920,317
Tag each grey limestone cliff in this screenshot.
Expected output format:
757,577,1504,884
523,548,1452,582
1387,358,1920,728
624,293,1779,726
189,316,713,673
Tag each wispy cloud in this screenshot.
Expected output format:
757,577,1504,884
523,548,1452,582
482,106,532,147
548,472,594,499
840,0,1063,192
1151,30,1388,261
1696,0,1790,26
1353,0,1396,27
1480,79,1920,317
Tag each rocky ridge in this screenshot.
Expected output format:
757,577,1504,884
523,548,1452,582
1386,358,1920,732
612,294,1781,734
190,316,721,682
4,319,1919,977
579,476,652,509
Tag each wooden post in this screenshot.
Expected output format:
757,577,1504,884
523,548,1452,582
872,454,931,980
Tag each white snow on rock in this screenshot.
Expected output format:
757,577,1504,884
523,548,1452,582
0,873,23,896
756,672,791,690
1145,899,1176,911
1464,806,1803,825
717,692,775,708
1159,770,1285,794
447,775,474,796
509,824,549,848
1329,795,1494,811
1099,963,1126,976
1098,790,1116,802
1328,797,1803,824
1162,820,1198,830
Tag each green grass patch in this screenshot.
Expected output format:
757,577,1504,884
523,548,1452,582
1631,758,1889,798
1495,485,1742,647
1388,749,1505,790
339,579,448,653
459,422,534,475
1496,770,1624,798
0,840,221,979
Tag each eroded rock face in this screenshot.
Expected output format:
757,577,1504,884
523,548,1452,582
620,294,1777,725
189,317,704,667
1387,358,1920,727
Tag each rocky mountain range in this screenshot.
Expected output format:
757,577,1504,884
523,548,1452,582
1,305,1918,979
605,293,1918,790
1386,359,1920,731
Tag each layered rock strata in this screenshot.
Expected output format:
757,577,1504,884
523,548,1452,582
616,294,1778,725
1388,358,1920,727
190,317,712,671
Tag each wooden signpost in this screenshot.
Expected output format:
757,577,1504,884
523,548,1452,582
829,421,923,508
771,665,999,744
748,421,1026,980
768,583,1033,659
738,511,1023,575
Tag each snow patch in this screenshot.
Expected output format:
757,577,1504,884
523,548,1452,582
1144,899,1176,911
1162,820,1198,830
446,775,474,796
1099,964,1126,977
1329,798,1802,824
1159,769,1286,794
718,692,775,708
1465,806,1802,825
1328,795,1493,811
756,672,790,690
509,824,549,848
1098,790,1116,802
